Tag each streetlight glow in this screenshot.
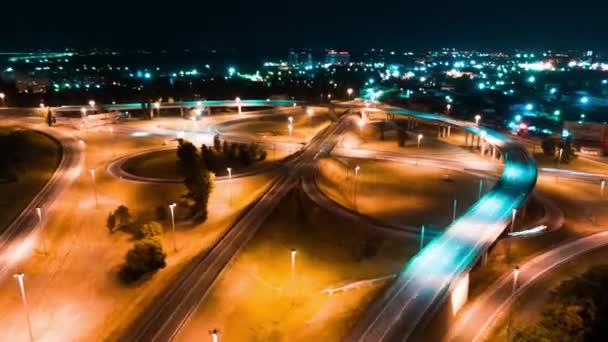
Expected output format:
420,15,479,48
417,134,423,148
169,203,177,252
475,114,481,126
13,272,33,342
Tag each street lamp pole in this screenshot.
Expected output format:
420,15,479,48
236,97,242,115
557,148,563,168
13,273,33,342
510,208,517,233
35,207,47,255
602,180,605,198
354,166,360,211
227,168,232,205
169,203,177,252
507,266,521,340
419,225,425,251
89,169,98,209
475,114,481,126
452,199,458,223
417,134,423,149
291,248,297,279
478,179,484,199
210,329,219,342
0,92,5,107
306,108,313,126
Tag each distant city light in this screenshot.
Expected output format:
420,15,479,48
478,83,485,90
527,76,535,83
550,88,557,94
553,110,561,116
525,103,534,111
228,67,236,76
580,96,589,104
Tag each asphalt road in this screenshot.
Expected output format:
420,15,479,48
0,118,84,277
445,230,608,342
120,114,351,341
347,108,538,342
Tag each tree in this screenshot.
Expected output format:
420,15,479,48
106,212,116,233
119,238,166,283
46,109,53,127
213,134,222,152
515,264,608,341
397,129,408,147
222,141,230,156
136,221,163,239
541,137,557,156
114,205,133,229
176,139,214,221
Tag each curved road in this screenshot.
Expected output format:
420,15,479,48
445,230,608,342
0,119,84,276
349,108,538,341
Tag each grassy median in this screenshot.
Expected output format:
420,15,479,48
0,126,62,232
176,188,418,341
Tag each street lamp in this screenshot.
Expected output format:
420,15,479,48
35,206,47,254
446,104,452,113
480,130,488,155
89,169,98,209
89,100,96,107
211,329,219,342
227,167,232,205
602,180,605,198
306,108,313,126
13,273,33,342
354,166,360,211
557,148,563,168
507,265,521,340
288,124,293,137
347,88,354,99
80,107,87,117
358,119,365,133
288,116,293,124
0,92,5,107
475,114,481,126
154,101,161,117
169,203,177,252
235,97,242,115
417,134,423,148
291,248,297,279
510,208,517,233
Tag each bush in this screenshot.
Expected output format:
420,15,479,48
119,238,166,283
515,264,608,341
135,221,163,239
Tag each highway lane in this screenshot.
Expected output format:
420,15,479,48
0,118,84,277
445,230,608,342
349,108,538,341
121,114,351,341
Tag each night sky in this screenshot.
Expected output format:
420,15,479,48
1,0,606,51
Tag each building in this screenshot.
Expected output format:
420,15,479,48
287,49,313,68
325,50,350,65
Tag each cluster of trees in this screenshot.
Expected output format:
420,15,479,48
541,137,576,164
211,134,267,167
106,205,167,283
515,264,608,341
177,140,214,222
45,109,56,127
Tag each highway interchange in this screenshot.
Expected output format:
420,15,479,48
1,99,608,341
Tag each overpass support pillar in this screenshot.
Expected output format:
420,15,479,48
450,272,470,315
476,135,481,148
465,132,471,146
492,147,496,159
180,107,184,117
447,126,451,137
482,251,488,266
